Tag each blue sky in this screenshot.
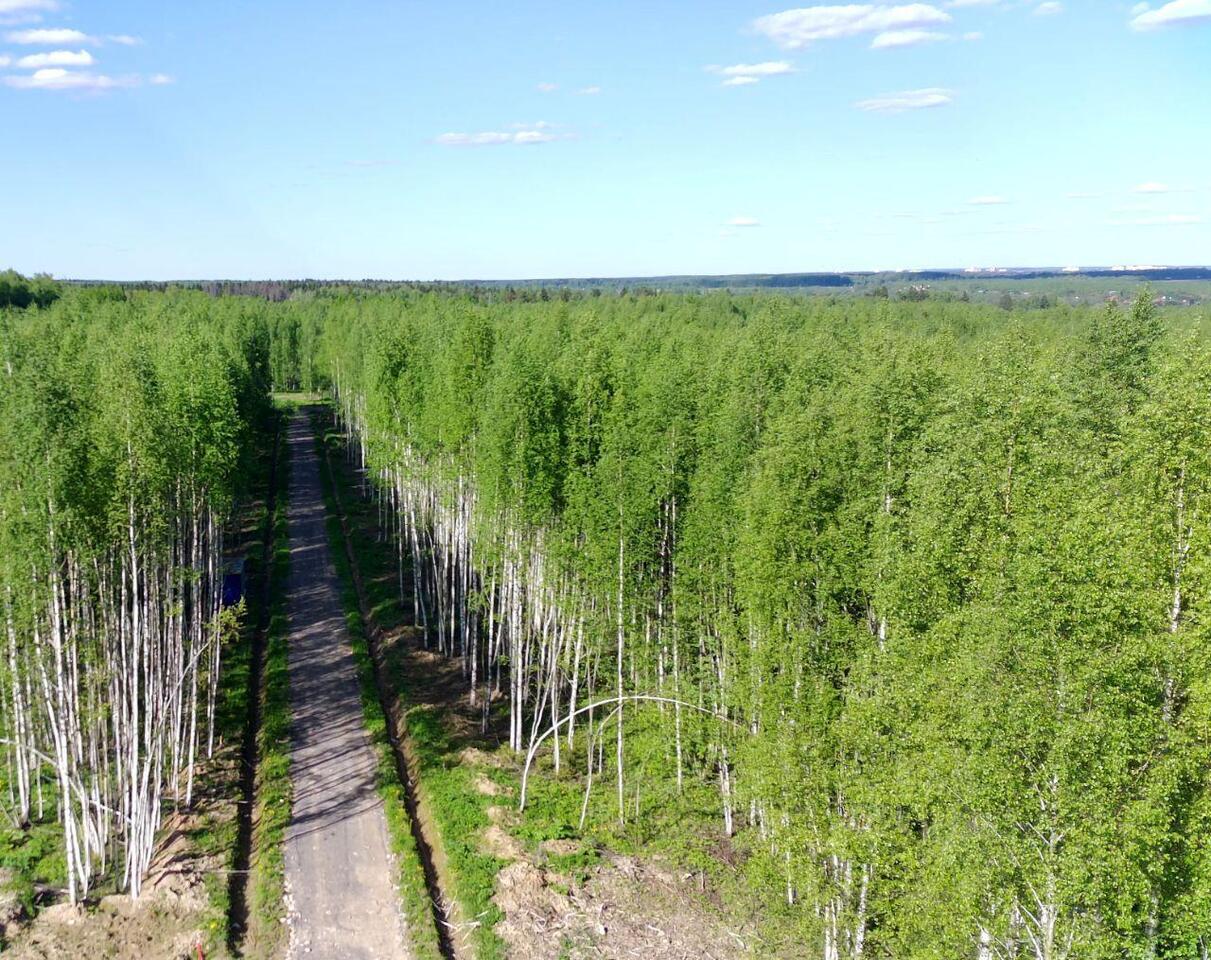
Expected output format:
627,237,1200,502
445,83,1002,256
2,0,1210,280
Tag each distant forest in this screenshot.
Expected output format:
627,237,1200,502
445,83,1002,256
55,264,1211,308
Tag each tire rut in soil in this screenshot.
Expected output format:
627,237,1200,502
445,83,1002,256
228,425,281,955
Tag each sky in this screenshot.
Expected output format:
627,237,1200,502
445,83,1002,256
1,0,1210,281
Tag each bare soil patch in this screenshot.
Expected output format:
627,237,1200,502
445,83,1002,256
494,852,753,960
5,811,224,960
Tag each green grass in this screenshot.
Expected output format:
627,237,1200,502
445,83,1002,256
0,819,65,918
312,411,445,960
397,705,506,959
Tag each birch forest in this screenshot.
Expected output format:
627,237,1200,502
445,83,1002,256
0,290,269,902
304,288,1211,959
5,283,1211,958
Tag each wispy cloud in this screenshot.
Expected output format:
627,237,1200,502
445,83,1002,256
726,215,761,227
4,67,137,90
1066,191,1102,199
963,30,984,40
435,122,567,147
576,85,601,95
1033,1,1063,15
149,73,174,85
1109,213,1203,225
716,61,796,77
971,223,1044,235
6,26,94,43
1133,181,1170,193
946,0,1000,6
0,0,57,11
536,81,558,93
870,28,948,47
708,60,795,85
855,86,954,112
107,33,140,45
753,4,951,48
1131,0,1211,29
969,195,1010,204
15,48,93,68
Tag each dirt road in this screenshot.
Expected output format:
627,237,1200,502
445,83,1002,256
282,410,409,960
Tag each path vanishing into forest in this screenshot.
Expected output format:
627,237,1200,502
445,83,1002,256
282,410,410,960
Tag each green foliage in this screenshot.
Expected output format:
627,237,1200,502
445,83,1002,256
0,286,273,910
0,270,61,310
9,283,1211,958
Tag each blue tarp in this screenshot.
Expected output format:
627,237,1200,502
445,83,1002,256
222,556,246,607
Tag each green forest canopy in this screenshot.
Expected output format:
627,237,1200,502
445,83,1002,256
283,286,1211,959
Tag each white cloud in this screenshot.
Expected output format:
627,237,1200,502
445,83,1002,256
536,81,558,93
708,60,795,85
149,73,174,85
6,26,94,43
0,0,57,13
969,195,1009,204
107,34,140,45
726,216,761,227
436,132,514,146
1110,213,1203,225
513,129,557,144
15,48,93,67
1131,0,1211,28
716,60,796,76
1131,2,1151,12
576,85,601,95
855,86,954,111
435,124,565,146
1133,181,1170,193
1034,1,1063,14
4,67,136,90
0,54,8,66
871,28,948,47
963,30,984,40
753,4,951,48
